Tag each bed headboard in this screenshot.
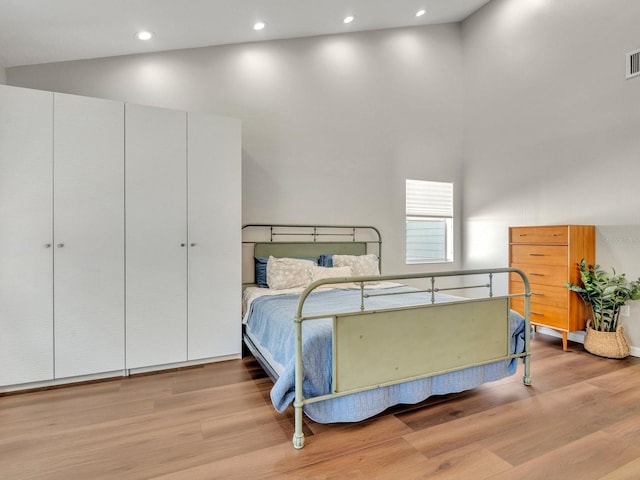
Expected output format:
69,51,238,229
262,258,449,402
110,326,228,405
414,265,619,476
242,224,382,284
254,241,367,259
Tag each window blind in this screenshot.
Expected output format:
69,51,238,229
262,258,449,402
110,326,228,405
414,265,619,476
405,179,453,218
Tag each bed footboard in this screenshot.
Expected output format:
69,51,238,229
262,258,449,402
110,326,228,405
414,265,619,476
292,268,531,449
333,298,511,392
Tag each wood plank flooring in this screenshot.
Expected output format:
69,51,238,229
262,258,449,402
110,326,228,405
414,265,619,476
2,333,640,479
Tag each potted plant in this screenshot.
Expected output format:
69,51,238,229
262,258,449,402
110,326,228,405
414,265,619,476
566,259,640,358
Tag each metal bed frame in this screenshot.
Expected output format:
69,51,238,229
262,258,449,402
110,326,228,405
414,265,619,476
242,224,532,449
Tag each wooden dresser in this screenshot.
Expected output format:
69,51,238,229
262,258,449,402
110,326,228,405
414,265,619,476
509,225,595,351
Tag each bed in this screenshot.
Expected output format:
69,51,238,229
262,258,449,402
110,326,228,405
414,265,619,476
242,224,532,449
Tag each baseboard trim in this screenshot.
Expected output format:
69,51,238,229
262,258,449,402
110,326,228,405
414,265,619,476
0,353,243,394
127,353,241,376
0,370,125,395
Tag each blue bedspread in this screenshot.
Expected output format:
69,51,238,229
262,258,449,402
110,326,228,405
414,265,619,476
245,286,526,423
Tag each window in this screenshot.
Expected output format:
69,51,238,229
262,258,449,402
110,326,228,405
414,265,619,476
405,179,454,263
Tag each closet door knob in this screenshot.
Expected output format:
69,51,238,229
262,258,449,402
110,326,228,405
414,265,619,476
180,243,186,247
56,243,64,248
44,243,52,248
190,243,197,247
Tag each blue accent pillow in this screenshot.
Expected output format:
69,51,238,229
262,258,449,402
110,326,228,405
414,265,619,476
254,256,269,288
318,254,333,267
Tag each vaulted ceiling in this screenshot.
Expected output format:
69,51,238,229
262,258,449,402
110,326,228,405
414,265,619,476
0,0,490,68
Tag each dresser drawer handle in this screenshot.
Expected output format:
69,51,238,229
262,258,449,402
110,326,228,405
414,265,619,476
531,311,545,316
519,234,527,237
529,273,545,276
532,292,544,296
529,253,545,256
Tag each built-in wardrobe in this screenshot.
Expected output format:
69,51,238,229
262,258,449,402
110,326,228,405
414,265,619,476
0,84,241,391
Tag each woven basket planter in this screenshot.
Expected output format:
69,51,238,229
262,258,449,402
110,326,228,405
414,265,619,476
584,321,630,359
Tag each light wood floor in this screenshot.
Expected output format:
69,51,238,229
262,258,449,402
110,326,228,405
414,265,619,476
2,333,640,480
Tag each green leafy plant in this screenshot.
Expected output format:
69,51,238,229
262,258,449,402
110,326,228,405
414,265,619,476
566,259,640,332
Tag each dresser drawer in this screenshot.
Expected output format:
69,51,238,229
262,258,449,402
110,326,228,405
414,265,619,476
510,226,568,244
510,245,567,266
509,282,568,309
510,264,568,287
510,297,569,330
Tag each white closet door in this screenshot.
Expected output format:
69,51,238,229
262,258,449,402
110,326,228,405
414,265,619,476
125,103,188,369
0,85,54,386
187,113,241,360
53,93,125,378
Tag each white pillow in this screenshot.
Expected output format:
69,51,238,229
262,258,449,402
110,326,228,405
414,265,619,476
310,265,353,282
266,256,315,290
332,254,380,277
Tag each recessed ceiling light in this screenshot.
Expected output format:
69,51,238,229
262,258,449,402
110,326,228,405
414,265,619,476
343,15,354,24
416,9,426,17
254,21,266,31
135,30,154,41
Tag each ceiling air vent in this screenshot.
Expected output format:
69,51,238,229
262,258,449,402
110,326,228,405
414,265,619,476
627,48,640,79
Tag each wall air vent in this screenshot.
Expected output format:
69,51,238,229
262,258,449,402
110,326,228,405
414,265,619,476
627,48,640,79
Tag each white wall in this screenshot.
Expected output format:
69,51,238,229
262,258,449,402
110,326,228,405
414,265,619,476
7,24,464,275
0,65,6,84
462,0,640,349
9,1,640,349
